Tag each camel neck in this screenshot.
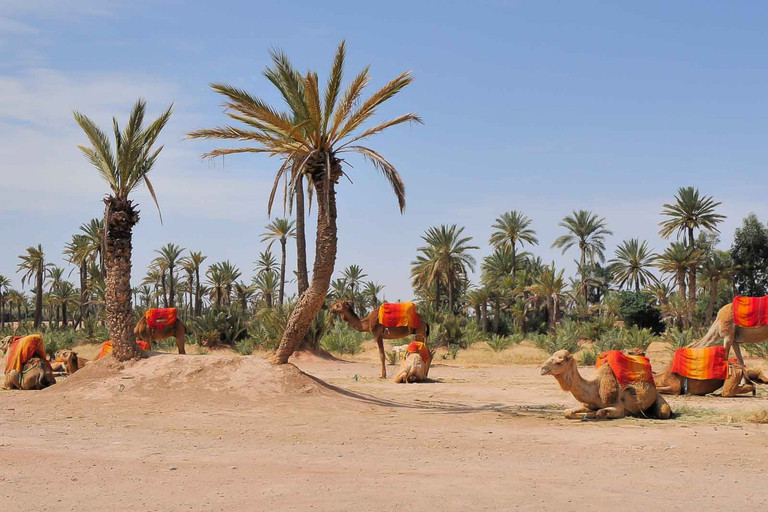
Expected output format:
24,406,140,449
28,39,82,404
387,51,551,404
343,308,365,332
554,363,593,403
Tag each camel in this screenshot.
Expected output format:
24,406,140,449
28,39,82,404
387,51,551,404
329,301,429,379
4,357,56,390
51,349,85,375
654,362,768,397
393,343,431,383
134,316,187,354
540,350,671,420
690,302,768,365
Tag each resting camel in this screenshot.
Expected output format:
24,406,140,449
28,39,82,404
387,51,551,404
540,350,671,420
134,316,187,354
329,301,429,379
690,303,768,365
654,362,768,397
51,349,86,375
4,358,56,390
393,343,431,383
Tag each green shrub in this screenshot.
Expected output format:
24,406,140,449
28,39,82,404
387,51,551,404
386,351,399,365
190,309,248,346
663,328,701,350
42,329,77,358
321,322,364,356
441,344,460,360
579,349,598,366
616,291,664,333
487,334,512,353
533,321,582,354
745,342,768,358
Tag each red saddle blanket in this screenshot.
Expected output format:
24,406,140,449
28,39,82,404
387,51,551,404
672,346,729,380
403,341,431,367
378,302,421,329
596,350,654,387
732,296,768,327
94,340,151,361
5,334,51,374
145,308,177,330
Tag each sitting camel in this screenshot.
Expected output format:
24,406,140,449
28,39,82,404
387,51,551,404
690,302,768,365
654,362,768,397
4,357,56,390
134,316,187,354
329,300,429,379
51,349,86,375
540,350,671,420
393,341,431,383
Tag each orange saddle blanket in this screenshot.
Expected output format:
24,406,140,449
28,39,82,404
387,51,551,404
379,302,421,329
403,341,431,367
94,340,151,361
732,296,768,327
596,350,654,387
145,308,178,330
5,334,51,374
672,346,729,381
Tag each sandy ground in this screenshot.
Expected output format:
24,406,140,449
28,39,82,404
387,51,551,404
1,342,767,511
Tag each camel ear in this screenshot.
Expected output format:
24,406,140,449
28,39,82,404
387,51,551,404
564,352,572,361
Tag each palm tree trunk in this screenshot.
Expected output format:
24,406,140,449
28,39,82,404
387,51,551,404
295,174,310,297
474,304,481,328
279,239,286,306
434,282,441,310
80,261,88,323
195,268,202,316
0,297,4,328
169,266,175,308
493,298,500,333
580,249,588,301
677,270,688,328
161,272,168,308
104,197,141,361
688,227,697,325
266,292,273,309
34,266,43,328
62,302,68,327
707,277,718,324
448,279,455,315
273,172,338,364
481,301,489,332
17,304,22,323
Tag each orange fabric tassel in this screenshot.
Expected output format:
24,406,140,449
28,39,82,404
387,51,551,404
596,350,654,387
5,334,51,374
145,308,177,330
378,302,421,329
94,340,151,361
732,296,768,327
403,341,431,367
672,346,729,380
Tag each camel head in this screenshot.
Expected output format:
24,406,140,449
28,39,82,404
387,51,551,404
540,350,575,376
55,349,79,374
0,335,12,355
329,300,354,316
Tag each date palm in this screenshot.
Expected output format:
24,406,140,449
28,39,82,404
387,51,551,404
699,250,739,323
659,186,725,325
17,245,52,328
0,275,9,328
155,243,186,308
254,249,278,276
234,281,255,314
188,41,420,364
654,242,704,327
526,263,566,332
7,289,25,324
481,245,516,332
181,251,206,316
552,210,612,299
261,218,295,306
253,270,279,308
489,211,538,275
51,281,78,327
219,261,241,307
362,281,385,309
74,99,173,360
608,239,658,291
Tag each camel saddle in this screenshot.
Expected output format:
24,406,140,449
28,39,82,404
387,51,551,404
671,346,730,381
732,296,768,327
5,334,51,374
378,302,421,329
596,350,654,387
145,308,178,330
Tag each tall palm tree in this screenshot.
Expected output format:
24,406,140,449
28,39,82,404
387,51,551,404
654,242,703,327
411,225,478,314
181,251,206,316
608,239,658,291
219,261,241,306
74,99,172,360
253,270,279,308
362,281,385,309
233,281,255,315
0,275,8,328
526,263,566,332
552,210,612,299
17,245,52,328
659,186,726,324
481,245,516,333
155,243,186,308
188,41,420,364
7,289,24,324
261,218,295,306
206,263,226,310
255,249,278,276
51,281,78,327
46,266,65,325
699,250,739,323
489,211,538,275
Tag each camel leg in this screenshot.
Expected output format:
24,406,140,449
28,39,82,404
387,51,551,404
176,326,186,355
564,406,597,420
731,341,746,366
595,405,625,420
652,395,672,419
376,336,386,379
655,385,679,395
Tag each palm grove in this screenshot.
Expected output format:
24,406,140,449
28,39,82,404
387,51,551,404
2,44,768,362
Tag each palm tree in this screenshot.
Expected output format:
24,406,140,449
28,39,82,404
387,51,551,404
699,250,739,323
253,270,279,308
188,41,420,364
659,186,726,325
219,261,241,306
489,211,538,275
155,243,186,308
261,218,295,306
362,281,385,309
481,246,516,333
0,275,9,328
609,239,658,291
526,263,566,332
7,289,25,324
655,242,704,327
181,251,206,316
411,225,478,314
46,266,65,325
552,210,612,299
17,245,52,328
255,249,278,276
206,263,226,310
51,281,78,327
74,99,172,360
233,281,255,314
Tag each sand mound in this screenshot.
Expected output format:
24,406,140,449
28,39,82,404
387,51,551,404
48,352,326,401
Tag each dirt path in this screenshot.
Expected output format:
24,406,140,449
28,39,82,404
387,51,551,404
1,353,767,511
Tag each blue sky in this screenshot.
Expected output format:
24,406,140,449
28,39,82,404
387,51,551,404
1,1,768,300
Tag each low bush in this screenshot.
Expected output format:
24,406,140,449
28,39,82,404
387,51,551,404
321,322,365,356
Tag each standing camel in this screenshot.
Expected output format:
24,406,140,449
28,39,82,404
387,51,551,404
329,300,429,379
690,303,768,365
134,316,187,354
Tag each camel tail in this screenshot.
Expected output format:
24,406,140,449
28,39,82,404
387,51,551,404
687,319,719,348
